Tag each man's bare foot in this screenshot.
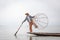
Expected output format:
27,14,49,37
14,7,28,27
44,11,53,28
35,26,38,28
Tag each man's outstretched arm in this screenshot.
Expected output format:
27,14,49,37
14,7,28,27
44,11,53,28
22,18,26,24
30,15,35,18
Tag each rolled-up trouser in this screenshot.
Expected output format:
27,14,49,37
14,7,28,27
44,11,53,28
29,21,33,32
29,20,38,32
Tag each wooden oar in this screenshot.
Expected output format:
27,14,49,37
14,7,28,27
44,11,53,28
14,24,22,36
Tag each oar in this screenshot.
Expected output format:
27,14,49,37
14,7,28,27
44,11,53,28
14,24,22,36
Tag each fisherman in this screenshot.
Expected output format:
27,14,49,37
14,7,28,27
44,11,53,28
22,13,38,32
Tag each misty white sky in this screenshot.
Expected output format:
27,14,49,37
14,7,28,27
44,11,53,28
0,0,60,34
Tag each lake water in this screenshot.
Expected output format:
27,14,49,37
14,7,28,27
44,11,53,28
0,34,60,40
0,25,60,40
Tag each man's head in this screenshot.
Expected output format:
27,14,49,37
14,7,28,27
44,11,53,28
25,13,29,16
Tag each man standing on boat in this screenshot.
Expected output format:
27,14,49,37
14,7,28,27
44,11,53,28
22,13,38,32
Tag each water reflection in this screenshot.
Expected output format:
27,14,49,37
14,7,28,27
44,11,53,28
30,36,32,40
14,34,35,40
14,34,60,40
14,34,17,38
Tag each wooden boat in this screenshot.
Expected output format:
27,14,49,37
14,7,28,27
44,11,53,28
28,32,60,37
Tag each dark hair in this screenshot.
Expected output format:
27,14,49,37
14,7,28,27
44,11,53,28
25,13,29,15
